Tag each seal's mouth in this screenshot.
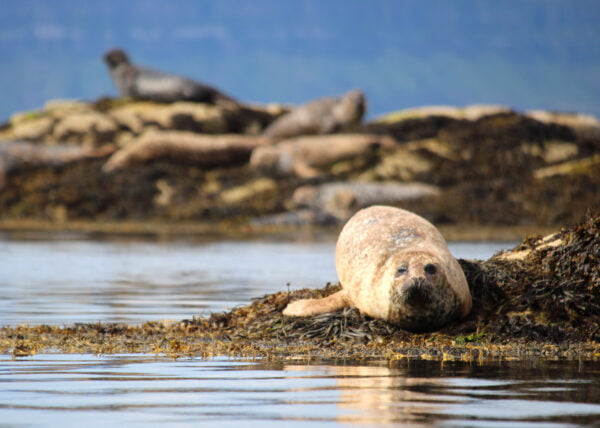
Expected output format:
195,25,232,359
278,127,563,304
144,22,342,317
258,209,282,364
402,278,433,308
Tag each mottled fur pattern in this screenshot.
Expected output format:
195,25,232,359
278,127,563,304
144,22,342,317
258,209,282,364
284,206,472,332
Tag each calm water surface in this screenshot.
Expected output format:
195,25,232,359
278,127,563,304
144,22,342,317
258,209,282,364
1,233,599,426
1,355,599,426
0,232,509,326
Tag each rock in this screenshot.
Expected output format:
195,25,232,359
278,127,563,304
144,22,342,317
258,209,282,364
1,98,285,148
109,101,229,134
220,178,278,205
525,110,600,139
9,115,55,141
365,144,435,182
534,154,600,179
52,110,120,145
44,99,93,117
373,104,512,124
1,102,599,228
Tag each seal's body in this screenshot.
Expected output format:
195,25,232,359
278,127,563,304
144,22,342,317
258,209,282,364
250,134,392,178
283,206,471,332
103,49,236,105
262,90,366,139
0,140,114,188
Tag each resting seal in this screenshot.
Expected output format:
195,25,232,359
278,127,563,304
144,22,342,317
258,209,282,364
102,131,270,172
250,134,394,178
261,89,366,139
103,48,236,105
0,140,115,188
283,205,472,332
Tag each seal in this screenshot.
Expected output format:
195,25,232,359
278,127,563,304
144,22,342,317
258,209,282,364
250,134,394,178
103,48,237,105
261,89,366,139
283,205,472,332
102,131,270,172
0,140,115,188
291,181,441,222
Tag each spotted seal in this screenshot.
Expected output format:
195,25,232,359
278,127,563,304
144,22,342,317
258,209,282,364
283,205,472,332
250,133,394,178
103,48,236,105
0,140,115,188
261,89,366,139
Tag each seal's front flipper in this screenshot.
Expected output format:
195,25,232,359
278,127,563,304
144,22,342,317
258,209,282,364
283,290,350,317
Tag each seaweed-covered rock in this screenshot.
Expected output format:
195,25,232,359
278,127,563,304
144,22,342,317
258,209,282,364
0,98,285,147
1,215,598,360
0,101,599,228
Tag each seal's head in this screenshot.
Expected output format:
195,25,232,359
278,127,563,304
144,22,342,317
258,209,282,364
387,251,461,332
103,48,130,69
338,89,367,124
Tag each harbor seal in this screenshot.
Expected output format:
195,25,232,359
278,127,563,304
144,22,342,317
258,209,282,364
283,205,472,332
261,89,366,139
102,131,271,172
103,48,237,105
250,133,394,178
0,140,115,188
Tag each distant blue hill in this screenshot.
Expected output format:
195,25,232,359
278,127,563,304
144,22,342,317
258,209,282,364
1,0,599,122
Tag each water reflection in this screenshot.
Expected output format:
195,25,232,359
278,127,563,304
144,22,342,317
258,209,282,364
287,364,449,425
284,361,600,426
1,355,598,426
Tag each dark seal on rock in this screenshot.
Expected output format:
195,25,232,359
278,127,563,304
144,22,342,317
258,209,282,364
283,206,472,332
261,89,366,139
103,48,237,105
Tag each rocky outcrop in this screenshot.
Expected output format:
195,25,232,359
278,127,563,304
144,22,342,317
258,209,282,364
0,98,285,147
2,214,598,358
0,99,598,228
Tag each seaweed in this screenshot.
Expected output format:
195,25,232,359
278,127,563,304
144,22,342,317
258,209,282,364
2,214,599,361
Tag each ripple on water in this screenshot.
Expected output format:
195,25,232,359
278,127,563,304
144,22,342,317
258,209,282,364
1,355,599,426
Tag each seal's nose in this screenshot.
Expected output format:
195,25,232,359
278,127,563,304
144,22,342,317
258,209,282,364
404,279,433,307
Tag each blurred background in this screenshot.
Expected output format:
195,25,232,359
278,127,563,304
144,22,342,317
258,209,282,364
1,0,599,122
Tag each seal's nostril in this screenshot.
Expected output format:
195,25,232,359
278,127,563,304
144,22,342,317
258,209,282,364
424,263,437,275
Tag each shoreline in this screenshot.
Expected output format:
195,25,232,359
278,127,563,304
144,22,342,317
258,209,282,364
2,214,598,362
0,218,558,242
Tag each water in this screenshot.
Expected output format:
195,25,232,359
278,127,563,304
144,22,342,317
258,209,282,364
1,355,599,426
0,233,508,326
2,233,599,426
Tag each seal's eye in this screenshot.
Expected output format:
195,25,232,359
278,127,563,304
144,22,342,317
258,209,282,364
424,263,437,275
396,266,408,276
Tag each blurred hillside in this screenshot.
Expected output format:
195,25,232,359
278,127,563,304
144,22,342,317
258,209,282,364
1,0,599,122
